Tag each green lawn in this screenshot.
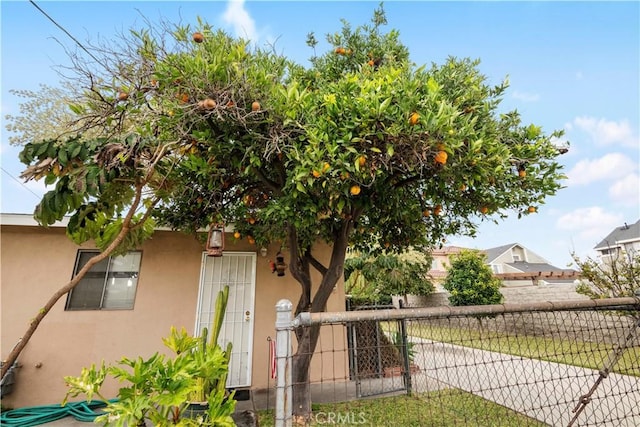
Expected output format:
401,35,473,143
257,389,547,426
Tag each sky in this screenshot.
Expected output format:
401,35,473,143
1,1,638,269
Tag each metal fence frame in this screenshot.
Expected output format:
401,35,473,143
274,297,639,427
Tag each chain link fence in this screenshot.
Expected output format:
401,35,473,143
273,298,640,426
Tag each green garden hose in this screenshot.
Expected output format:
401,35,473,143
0,400,115,426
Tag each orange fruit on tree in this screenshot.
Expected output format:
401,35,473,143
323,162,330,172
350,185,361,196
518,169,527,178
178,93,189,104
357,156,366,167
312,170,321,178
527,206,537,213
459,184,467,191
193,32,204,43
434,204,442,215
248,217,256,225
248,236,256,245
409,112,420,126
480,206,489,214
335,47,346,55
422,209,431,217
434,150,448,165
203,98,217,109
367,59,375,66
233,231,241,239
117,92,129,101
251,101,261,111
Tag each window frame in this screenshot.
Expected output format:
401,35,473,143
65,250,142,311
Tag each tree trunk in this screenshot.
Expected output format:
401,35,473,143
291,324,320,418
289,223,351,419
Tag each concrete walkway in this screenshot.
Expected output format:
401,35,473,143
412,338,640,427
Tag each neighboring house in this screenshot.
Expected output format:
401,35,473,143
484,243,578,286
419,243,584,307
1,213,347,408
593,219,640,262
428,245,467,285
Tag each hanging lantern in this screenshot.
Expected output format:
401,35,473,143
275,252,286,277
206,223,225,257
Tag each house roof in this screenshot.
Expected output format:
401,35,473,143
505,262,568,273
0,213,193,232
483,243,520,263
431,245,468,256
0,213,68,227
593,219,640,250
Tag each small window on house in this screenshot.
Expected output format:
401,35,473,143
512,254,521,262
66,250,142,310
491,264,503,274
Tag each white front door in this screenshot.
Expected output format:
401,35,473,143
195,252,256,388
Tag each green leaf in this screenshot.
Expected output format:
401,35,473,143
44,173,57,186
58,148,68,165
386,144,394,157
378,97,391,116
427,77,439,93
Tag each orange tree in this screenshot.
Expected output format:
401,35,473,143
10,6,566,417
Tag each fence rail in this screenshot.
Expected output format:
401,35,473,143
274,297,640,427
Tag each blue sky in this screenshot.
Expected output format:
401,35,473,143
1,1,638,268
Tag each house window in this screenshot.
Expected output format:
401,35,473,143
491,264,503,274
512,254,521,262
66,250,142,310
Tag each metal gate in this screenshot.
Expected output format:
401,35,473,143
346,300,411,397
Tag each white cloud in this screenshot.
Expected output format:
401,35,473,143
609,173,640,206
567,152,636,186
572,116,639,148
223,0,258,41
511,91,540,102
556,207,624,242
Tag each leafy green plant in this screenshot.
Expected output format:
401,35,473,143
64,286,235,426
442,250,503,306
391,331,416,363
572,250,640,302
345,251,433,305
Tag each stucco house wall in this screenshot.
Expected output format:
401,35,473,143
1,215,347,408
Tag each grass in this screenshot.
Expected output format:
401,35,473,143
257,389,547,426
383,321,640,376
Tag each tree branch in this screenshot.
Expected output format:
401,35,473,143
1,183,146,379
